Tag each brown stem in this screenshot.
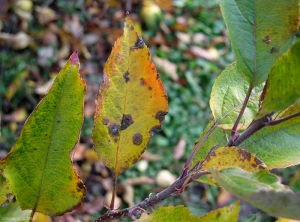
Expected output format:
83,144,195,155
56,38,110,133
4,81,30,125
228,85,253,146
94,170,210,221
229,114,271,146
109,176,117,210
266,111,300,126
180,122,218,178
29,211,34,222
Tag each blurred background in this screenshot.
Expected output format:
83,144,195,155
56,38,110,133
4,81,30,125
0,0,299,221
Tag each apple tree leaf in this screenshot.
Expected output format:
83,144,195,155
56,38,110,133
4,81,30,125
0,51,86,216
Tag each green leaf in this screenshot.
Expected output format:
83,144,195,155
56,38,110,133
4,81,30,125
0,52,86,216
220,0,299,86
211,168,300,219
210,63,262,130
199,200,240,222
241,104,300,168
192,121,228,169
92,15,168,177
0,202,32,221
140,201,240,222
139,205,200,222
0,174,13,205
256,41,300,118
199,147,267,185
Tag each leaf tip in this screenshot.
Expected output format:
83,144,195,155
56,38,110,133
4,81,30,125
70,50,79,65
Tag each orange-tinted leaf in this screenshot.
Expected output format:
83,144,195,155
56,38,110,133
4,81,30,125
0,51,86,216
93,15,168,177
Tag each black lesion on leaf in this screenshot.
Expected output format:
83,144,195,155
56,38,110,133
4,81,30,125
140,78,146,86
156,72,160,80
149,125,161,134
130,37,145,50
123,71,130,83
108,123,120,137
270,46,280,54
148,86,152,90
130,26,134,30
102,118,109,125
121,114,134,130
132,133,143,145
263,35,272,44
76,182,86,192
155,111,168,123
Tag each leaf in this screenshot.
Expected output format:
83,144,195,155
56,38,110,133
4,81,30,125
0,173,13,205
140,201,240,222
92,15,168,177
192,121,228,169
240,104,300,168
210,63,262,130
198,147,267,185
0,202,32,221
220,0,299,86
211,168,300,220
256,41,300,118
277,218,300,222
139,205,200,222
199,200,240,222
0,51,86,216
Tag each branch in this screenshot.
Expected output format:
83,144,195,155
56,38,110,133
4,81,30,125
229,115,269,146
228,85,253,146
94,170,210,221
180,122,218,178
229,110,300,147
266,111,300,126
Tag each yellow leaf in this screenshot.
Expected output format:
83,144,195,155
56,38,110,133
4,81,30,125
199,147,267,185
93,15,168,177
199,200,240,222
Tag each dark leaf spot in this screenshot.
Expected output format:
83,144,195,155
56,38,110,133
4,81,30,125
156,72,160,80
108,123,120,137
133,133,143,145
130,26,134,30
263,35,272,44
148,86,152,90
121,114,134,130
76,182,85,192
150,125,161,134
123,71,130,83
270,46,280,54
205,151,216,162
131,37,145,50
155,111,168,123
238,149,251,162
140,78,146,86
254,157,263,165
102,118,109,125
